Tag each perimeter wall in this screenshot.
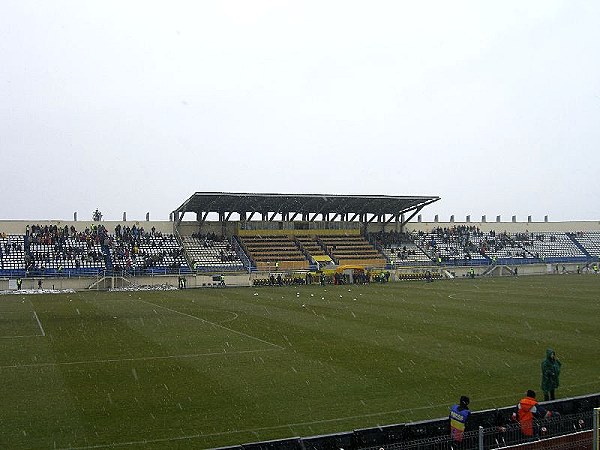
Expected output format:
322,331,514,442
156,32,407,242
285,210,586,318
2,219,600,237
0,262,584,292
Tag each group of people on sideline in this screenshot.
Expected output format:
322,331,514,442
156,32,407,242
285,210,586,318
450,349,562,443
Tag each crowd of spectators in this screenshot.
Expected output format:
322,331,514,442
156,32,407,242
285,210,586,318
476,230,514,255
19,224,188,274
190,232,236,262
414,228,568,262
514,232,557,245
2,236,23,255
27,223,108,246
185,233,244,270
370,231,413,247
414,226,536,262
109,225,186,272
26,224,107,272
390,246,419,260
415,226,482,262
191,232,227,243
370,231,424,261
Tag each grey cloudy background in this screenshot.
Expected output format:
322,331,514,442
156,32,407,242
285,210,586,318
2,1,599,222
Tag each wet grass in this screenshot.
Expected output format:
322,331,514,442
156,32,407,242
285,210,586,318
0,274,598,449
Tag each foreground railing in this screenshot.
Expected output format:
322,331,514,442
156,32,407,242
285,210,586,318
221,397,599,450
363,411,595,450
594,407,599,450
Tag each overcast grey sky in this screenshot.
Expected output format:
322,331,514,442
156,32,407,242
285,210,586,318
2,1,599,222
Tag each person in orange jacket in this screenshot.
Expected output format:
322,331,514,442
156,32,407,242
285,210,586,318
511,390,553,438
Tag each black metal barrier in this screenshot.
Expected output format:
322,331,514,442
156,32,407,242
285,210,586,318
213,393,599,450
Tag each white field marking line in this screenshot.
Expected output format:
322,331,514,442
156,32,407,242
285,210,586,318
32,310,46,336
136,298,284,350
184,307,238,324
57,384,600,450
0,334,43,339
0,347,280,370
219,311,239,324
0,307,46,338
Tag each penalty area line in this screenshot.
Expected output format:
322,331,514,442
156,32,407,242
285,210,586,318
0,310,46,339
33,311,46,336
136,298,284,350
0,334,44,339
0,347,281,370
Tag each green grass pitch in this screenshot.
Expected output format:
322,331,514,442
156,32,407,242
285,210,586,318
0,275,598,449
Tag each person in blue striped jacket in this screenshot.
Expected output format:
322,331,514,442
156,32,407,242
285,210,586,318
449,396,471,444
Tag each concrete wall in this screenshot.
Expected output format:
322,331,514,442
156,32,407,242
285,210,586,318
392,262,567,279
178,219,600,237
0,220,176,235
0,276,87,291
3,219,599,238
3,263,591,292
177,221,238,238
403,220,600,233
0,273,254,291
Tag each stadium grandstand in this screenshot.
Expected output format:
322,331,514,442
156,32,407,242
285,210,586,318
1,192,600,450
2,192,600,289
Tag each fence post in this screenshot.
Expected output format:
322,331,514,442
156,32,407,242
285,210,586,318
594,407,599,450
478,426,484,450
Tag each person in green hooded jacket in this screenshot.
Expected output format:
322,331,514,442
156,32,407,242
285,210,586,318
541,348,561,401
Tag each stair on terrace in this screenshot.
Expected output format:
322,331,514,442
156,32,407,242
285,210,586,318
568,232,599,257
520,231,587,261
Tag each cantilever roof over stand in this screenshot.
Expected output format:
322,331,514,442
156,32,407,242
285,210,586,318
173,192,440,227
